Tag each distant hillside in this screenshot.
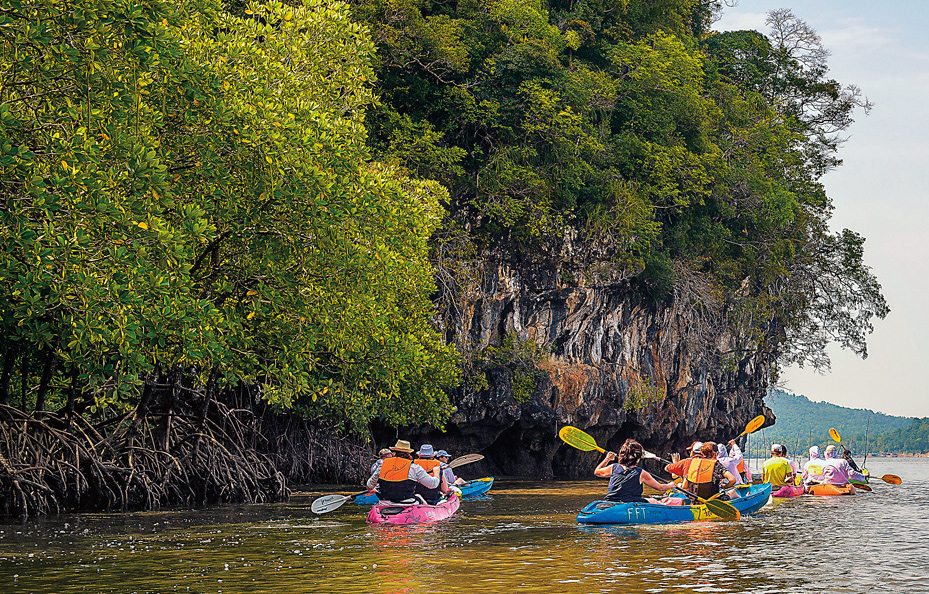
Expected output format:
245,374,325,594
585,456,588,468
867,418,929,454
759,390,914,454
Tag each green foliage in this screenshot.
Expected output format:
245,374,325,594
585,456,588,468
867,418,929,454
763,390,913,452
349,0,887,374
622,375,663,412
0,0,458,430
467,335,548,402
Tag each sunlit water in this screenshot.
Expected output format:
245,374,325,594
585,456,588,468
1,458,927,593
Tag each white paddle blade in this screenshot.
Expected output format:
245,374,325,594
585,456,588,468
311,494,350,514
448,454,484,469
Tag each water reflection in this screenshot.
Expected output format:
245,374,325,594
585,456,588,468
0,459,926,593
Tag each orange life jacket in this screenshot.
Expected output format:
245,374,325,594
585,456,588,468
378,457,415,502
684,458,720,500
413,458,441,502
415,458,440,473
737,459,745,473
379,457,413,481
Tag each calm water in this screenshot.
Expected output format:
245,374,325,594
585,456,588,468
1,458,927,593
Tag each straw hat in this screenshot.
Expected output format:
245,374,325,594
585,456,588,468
390,440,414,453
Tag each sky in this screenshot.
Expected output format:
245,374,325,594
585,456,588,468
715,1,929,417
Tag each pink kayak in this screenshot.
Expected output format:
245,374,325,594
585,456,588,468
771,485,805,498
366,493,460,525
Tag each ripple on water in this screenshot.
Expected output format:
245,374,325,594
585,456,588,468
0,458,927,593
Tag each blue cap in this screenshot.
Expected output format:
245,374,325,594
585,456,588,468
435,450,450,458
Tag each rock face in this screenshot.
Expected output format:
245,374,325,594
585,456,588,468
380,237,775,479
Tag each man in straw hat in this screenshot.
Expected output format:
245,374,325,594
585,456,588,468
365,440,447,504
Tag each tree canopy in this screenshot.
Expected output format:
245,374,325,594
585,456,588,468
351,0,887,373
0,0,458,431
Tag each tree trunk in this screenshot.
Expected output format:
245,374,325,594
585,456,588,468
34,340,59,416
0,340,18,406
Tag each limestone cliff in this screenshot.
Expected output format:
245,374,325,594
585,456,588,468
378,236,775,478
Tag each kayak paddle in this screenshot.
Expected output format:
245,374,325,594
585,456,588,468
877,473,902,485
854,482,873,492
641,450,673,465
558,425,741,521
311,489,371,514
447,453,484,469
559,426,670,463
737,415,766,439
559,426,605,453
829,427,845,449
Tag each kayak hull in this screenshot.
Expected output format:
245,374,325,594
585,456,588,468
576,483,772,525
772,485,805,498
355,477,494,505
366,493,460,525
807,483,856,496
461,477,494,498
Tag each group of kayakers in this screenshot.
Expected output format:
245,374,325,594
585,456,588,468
594,436,870,504
365,440,466,504
595,438,751,505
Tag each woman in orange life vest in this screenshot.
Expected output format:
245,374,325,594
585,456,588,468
365,440,447,504
665,442,737,500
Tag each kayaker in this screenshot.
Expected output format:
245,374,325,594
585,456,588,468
666,442,736,500
801,446,827,485
667,441,702,469
413,444,448,503
762,444,795,486
435,450,467,486
823,445,866,484
782,444,802,485
594,439,678,503
365,440,447,504
716,441,745,485
369,448,393,476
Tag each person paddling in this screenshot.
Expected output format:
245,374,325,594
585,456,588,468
435,450,467,486
763,444,796,487
666,442,736,500
801,446,826,486
369,448,393,476
413,444,448,504
716,441,745,486
841,448,869,480
365,440,447,504
823,445,866,485
594,439,678,503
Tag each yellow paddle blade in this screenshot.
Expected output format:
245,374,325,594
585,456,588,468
829,428,841,443
703,498,740,521
558,426,606,453
739,415,766,437
881,474,902,485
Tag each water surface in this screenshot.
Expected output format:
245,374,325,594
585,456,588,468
1,458,926,593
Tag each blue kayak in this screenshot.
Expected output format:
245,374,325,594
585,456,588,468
576,483,772,525
354,477,495,505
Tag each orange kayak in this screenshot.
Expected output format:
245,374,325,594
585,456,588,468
807,483,856,496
